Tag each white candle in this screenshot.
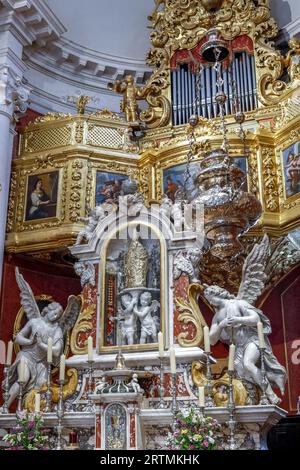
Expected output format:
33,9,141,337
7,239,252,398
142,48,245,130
19,357,25,382
35,393,40,413
47,338,53,364
6,341,13,366
257,322,265,349
198,386,205,407
88,336,93,362
169,347,176,374
59,354,65,381
203,326,210,353
158,331,164,358
228,344,236,371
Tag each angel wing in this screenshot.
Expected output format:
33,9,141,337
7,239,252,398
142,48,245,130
237,234,270,304
15,267,40,320
59,295,82,335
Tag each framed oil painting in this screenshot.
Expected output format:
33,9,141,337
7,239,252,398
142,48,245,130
25,171,59,222
162,157,248,200
282,141,300,198
95,171,128,205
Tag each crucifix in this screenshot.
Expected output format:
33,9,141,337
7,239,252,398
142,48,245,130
110,312,126,370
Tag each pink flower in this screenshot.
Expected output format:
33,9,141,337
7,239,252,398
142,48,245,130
189,445,195,450
203,440,209,447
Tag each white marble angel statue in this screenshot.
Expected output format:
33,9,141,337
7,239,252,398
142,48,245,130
118,293,138,345
134,292,160,344
204,235,287,405
2,268,81,410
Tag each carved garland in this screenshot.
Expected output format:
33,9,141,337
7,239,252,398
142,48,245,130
176,283,207,348
6,171,18,233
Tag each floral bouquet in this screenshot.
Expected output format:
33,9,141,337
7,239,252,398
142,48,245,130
3,410,49,450
167,407,221,450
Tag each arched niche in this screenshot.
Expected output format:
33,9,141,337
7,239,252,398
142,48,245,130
98,220,168,353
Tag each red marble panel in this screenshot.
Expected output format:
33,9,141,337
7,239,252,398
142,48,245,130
130,413,136,448
95,413,101,449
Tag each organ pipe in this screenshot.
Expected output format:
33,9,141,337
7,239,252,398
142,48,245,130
171,50,258,125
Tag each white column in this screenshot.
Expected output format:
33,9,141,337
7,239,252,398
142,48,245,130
0,65,30,288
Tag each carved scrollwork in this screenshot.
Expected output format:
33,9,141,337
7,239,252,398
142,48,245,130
144,0,289,118
176,283,207,348
70,299,95,355
69,160,84,222
24,368,78,411
14,159,68,232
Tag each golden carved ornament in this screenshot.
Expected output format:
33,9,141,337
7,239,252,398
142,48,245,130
6,171,18,233
14,159,68,233
13,294,71,359
24,368,78,411
191,361,251,406
108,70,171,129
90,108,125,121
33,113,72,124
261,147,279,212
70,300,95,355
176,283,207,348
282,38,300,84
69,160,84,223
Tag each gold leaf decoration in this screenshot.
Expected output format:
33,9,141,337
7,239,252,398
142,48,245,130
176,283,207,348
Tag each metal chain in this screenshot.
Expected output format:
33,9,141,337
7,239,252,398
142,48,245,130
214,47,229,154
182,64,204,201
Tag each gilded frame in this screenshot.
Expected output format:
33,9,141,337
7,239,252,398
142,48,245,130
23,169,60,224
15,162,68,233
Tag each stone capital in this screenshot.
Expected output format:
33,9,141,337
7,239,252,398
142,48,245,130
0,64,30,121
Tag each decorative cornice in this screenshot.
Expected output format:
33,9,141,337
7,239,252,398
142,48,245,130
0,0,66,47
24,36,152,86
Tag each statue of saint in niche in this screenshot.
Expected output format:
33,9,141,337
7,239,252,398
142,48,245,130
104,228,161,347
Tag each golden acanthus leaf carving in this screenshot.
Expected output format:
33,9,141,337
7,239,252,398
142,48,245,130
191,361,250,407
32,113,72,124
176,283,207,348
70,300,95,355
